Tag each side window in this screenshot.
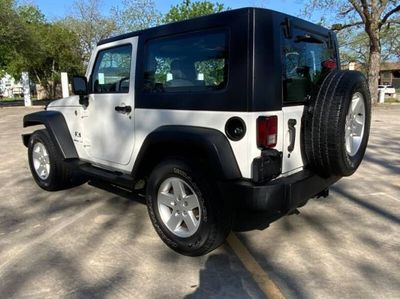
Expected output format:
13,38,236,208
143,31,228,93
91,44,132,94
283,30,336,102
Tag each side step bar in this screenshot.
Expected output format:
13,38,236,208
79,163,135,190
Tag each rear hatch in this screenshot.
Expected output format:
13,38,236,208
280,24,338,175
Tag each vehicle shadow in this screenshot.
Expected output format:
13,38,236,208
230,184,400,298
184,253,266,299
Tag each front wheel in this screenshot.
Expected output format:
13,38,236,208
146,159,232,256
28,129,87,191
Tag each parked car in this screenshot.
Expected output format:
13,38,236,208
378,85,396,96
22,8,371,256
12,86,24,98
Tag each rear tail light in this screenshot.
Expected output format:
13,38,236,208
257,116,278,149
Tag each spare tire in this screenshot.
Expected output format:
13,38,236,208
304,70,371,177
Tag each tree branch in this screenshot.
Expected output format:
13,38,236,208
360,0,371,21
378,0,389,16
339,6,354,16
380,4,400,27
349,0,367,23
331,21,364,30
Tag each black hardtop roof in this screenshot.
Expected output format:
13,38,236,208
97,7,331,46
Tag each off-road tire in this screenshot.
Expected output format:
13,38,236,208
304,70,371,177
28,129,87,191
146,159,232,256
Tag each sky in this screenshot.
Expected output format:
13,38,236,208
29,0,309,21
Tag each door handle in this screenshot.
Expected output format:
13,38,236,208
115,105,132,114
287,119,297,153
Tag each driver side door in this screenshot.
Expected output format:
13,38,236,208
83,37,137,167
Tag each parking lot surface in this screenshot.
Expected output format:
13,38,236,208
0,105,399,298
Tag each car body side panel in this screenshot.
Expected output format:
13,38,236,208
130,109,284,179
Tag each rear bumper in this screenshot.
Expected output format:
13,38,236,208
221,170,340,213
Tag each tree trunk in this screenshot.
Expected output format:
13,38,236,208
368,50,380,104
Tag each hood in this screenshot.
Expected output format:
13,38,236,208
47,95,81,108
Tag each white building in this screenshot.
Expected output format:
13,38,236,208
0,74,23,98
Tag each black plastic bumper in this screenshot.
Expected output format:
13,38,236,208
221,170,340,213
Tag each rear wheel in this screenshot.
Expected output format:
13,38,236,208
146,159,232,256
28,129,87,191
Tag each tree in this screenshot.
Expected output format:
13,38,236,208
16,3,46,24
111,0,161,33
303,0,400,103
339,23,400,66
63,0,116,64
163,0,226,23
3,4,84,98
0,0,27,74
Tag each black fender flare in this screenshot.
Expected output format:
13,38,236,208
131,126,242,180
23,110,78,160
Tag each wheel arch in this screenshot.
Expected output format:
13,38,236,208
131,126,242,181
23,110,78,160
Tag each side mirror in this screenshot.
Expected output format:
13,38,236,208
72,76,89,106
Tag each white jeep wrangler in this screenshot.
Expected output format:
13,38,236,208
22,8,371,256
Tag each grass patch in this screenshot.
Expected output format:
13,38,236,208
0,97,38,102
0,97,23,101
384,97,400,103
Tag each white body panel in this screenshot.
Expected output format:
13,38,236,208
281,105,305,174
47,99,305,179
132,109,284,178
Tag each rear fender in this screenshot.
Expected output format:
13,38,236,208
131,126,242,181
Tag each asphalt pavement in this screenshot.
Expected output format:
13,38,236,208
0,104,399,298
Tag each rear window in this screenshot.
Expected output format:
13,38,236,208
143,30,228,93
282,29,337,103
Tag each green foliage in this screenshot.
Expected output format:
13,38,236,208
0,0,26,70
112,0,161,33
163,0,227,23
16,4,46,24
0,2,84,98
195,59,225,86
